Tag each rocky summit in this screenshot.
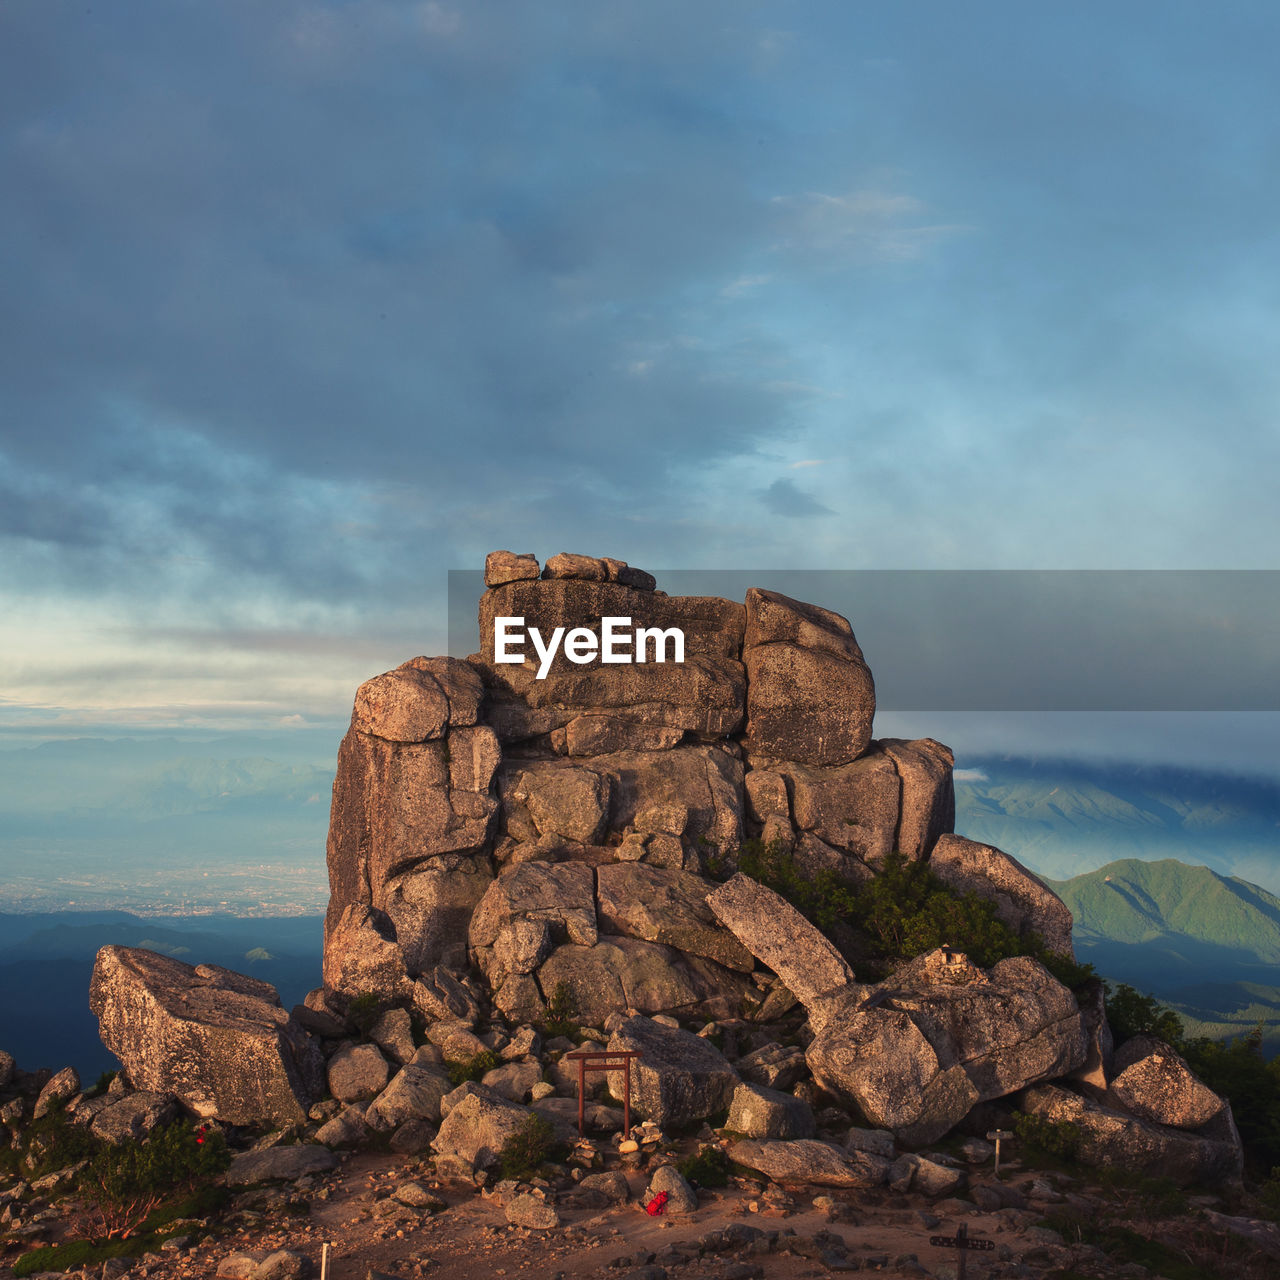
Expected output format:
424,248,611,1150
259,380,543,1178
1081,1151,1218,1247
79,551,1242,1190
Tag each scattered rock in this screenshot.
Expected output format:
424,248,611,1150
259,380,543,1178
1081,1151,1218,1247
33,1066,80,1119
504,1192,560,1229
727,1083,816,1140
648,1163,698,1213
327,1043,390,1102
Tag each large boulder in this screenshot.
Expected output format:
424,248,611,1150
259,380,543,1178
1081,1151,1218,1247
741,588,875,767
367,1063,453,1128
879,738,956,859
605,1015,739,1128
727,1083,816,1139
91,946,323,1127
596,863,755,972
537,936,755,1027
431,1089,533,1172
928,834,1074,957
1022,1083,1243,1185
806,949,1087,1146
1108,1035,1226,1130
705,874,855,1026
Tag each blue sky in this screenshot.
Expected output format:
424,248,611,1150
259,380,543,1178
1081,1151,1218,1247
2,1,1279,767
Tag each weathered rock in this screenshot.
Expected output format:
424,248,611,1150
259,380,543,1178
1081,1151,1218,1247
772,749,901,871
91,946,323,1126
89,1091,180,1143
369,1008,416,1065
327,1043,390,1102
324,718,498,976
322,905,413,1003
648,1163,698,1213
383,854,495,976
728,1138,890,1187
538,937,754,1028
1108,1035,1225,1130
413,965,482,1023
727,1083,816,1139
504,1192,559,1229
226,1145,338,1185
1022,1083,1243,1184
736,1043,808,1092
511,761,612,845
890,1154,964,1197
352,664,450,743
806,950,1086,1146
367,1063,453,1128
597,864,754,973
251,1251,310,1280
33,1067,80,1119
470,860,597,988
605,1016,738,1128
563,715,684,757
486,550,541,587
742,588,875,767
928,834,1074,957
879,738,955,859
578,1170,631,1203
845,1127,897,1160
706,875,855,1027
1071,978,1114,1089
481,1062,542,1104
315,1102,370,1147
431,1090,533,1171
0,1049,13,1089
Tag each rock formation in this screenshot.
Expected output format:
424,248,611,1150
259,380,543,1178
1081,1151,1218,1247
76,550,1241,1184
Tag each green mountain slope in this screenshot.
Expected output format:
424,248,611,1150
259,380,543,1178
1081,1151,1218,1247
1047,858,1280,959
1047,858,1280,1055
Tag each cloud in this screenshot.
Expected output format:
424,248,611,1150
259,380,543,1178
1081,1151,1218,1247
788,458,826,468
759,478,834,517
769,189,968,265
953,767,989,782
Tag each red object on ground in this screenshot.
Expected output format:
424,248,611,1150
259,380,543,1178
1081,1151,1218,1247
645,1191,669,1216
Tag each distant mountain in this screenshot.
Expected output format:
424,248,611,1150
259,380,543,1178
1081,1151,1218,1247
1047,858,1280,1054
955,756,1280,891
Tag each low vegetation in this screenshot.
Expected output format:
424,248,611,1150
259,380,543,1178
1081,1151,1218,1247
728,839,1096,988
445,1049,499,1087
497,1113,564,1180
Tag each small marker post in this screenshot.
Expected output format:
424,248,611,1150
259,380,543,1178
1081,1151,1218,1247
986,1129,1013,1179
320,1242,329,1280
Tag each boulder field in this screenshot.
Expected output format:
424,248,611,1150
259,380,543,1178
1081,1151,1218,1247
85,552,1241,1183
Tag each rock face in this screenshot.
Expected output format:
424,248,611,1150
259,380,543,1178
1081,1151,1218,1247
806,949,1087,1145
90,946,323,1126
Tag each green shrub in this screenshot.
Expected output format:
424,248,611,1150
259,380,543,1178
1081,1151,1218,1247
677,1145,731,1187
446,1049,499,1087
1103,982,1186,1047
1014,1112,1081,1162
345,992,384,1035
498,1113,564,1180
18,1108,102,1180
540,981,580,1040
86,1120,230,1240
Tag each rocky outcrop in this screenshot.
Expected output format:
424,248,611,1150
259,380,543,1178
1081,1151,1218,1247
90,946,323,1126
1022,1082,1243,1184
928,834,1074,957
806,949,1087,1145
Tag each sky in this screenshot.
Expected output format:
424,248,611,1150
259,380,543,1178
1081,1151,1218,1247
3,1,1279,772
